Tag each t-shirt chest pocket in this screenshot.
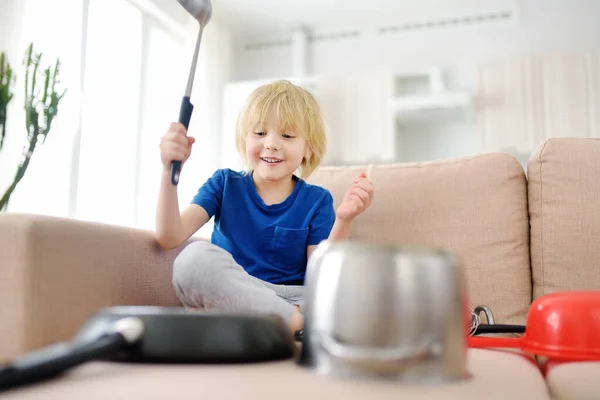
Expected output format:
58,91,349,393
266,226,309,269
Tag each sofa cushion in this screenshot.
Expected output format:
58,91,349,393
0,349,550,399
545,362,600,400
527,138,600,300
308,153,531,324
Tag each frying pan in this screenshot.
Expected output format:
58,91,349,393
0,306,295,392
467,291,600,362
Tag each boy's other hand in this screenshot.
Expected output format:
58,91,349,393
336,172,374,222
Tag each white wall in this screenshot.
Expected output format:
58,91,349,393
396,110,480,163
233,0,600,81
0,0,25,59
227,0,600,163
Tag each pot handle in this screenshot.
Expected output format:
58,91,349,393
473,305,496,325
319,333,436,363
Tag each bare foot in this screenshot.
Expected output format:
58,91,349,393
289,305,304,334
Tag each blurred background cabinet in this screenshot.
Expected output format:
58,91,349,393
219,52,600,171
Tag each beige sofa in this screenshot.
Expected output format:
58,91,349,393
0,137,599,399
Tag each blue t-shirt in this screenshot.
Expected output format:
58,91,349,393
191,169,336,285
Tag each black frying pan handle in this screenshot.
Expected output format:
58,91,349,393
171,96,194,185
0,333,128,392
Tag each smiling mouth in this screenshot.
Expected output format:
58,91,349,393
261,157,283,164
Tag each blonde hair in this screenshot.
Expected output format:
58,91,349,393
235,80,326,179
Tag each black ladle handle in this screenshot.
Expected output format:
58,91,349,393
171,96,194,185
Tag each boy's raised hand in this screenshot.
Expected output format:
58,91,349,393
336,172,375,222
159,122,196,172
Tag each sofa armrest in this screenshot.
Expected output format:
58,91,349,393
0,213,188,362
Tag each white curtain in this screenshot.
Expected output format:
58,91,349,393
75,0,146,227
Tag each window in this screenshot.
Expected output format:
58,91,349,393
77,0,187,229
3,0,230,237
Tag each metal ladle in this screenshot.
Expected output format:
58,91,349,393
171,0,213,185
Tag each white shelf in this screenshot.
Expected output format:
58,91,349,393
388,92,473,113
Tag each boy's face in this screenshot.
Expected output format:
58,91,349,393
245,108,312,183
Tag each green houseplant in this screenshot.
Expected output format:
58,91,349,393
0,43,66,211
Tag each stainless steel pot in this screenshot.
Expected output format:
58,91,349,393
297,241,470,384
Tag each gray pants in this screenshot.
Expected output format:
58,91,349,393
172,241,304,325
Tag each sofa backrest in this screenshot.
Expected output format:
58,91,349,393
527,138,600,300
308,153,531,324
